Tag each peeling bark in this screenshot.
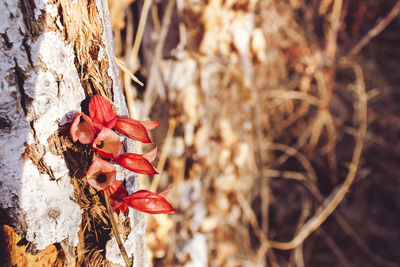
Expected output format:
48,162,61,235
0,0,146,266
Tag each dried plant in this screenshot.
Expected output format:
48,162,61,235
109,0,400,266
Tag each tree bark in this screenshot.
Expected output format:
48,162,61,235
0,0,146,266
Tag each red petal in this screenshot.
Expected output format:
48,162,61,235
113,202,129,215
86,157,116,191
92,127,122,159
106,180,128,202
70,113,95,144
143,146,157,162
158,186,172,198
123,190,175,214
139,120,160,130
115,117,152,143
105,180,129,214
115,153,158,174
89,95,117,131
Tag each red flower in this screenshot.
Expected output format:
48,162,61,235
106,180,129,214
86,157,116,191
89,95,117,131
70,113,95,144
115,153,158,174
70,95,170,215
92,127,123,159
114,117,159,143
122,189,175,214
88,95,159,143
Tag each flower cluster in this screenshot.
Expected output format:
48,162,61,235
70,95,175,214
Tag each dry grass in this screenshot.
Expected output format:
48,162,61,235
110,0,400,266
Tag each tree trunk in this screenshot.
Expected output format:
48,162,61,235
0,0,146,266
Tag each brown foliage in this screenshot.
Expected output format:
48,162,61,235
111,0,400,266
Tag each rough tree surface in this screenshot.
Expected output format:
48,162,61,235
0,0,146,266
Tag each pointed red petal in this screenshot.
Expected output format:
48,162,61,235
70,113,95,144
114,117,152,143
92,127,122,159
89,95,117,131
70,113,81,143
123,190,175,214
105,180,129,214
158,186,172,198
106,180,128,202
139,120,160,130
86,157,116,191
143,145,157,162
115,153,158,174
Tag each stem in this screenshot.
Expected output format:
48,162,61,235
104,190,132,267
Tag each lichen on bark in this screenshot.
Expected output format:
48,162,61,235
0,0,146,265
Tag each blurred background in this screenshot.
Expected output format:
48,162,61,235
108,0,400,266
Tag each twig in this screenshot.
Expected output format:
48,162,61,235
332,208,400,267
270,60,367,250
104,190,132,267
275,162,400,267
288,193,311,267
266,142,318,183
125,7,135,61
325,0,343,59
318,228,356,267
236,191,277,266
151,117,177,192
151,4,161,33
128,0,153,70
274,115,325,168
263,169,307,181
143,0,176,115
347,0,400,58
264,90,322,107
122,8,137,119
114,56,144,86
120,0,153,121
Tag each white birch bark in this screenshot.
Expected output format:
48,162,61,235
0,0,146,265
